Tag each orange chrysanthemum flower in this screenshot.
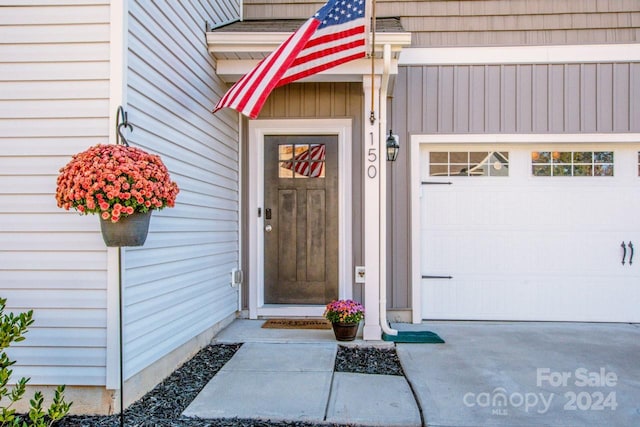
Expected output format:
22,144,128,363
56,144,179,223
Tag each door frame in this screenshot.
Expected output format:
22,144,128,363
248,119,353,319
410,132,640,323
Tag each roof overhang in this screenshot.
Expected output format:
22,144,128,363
207,31,412,83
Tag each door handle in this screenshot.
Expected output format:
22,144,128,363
265,225,273,233
621,241,627,265
629,241,634,265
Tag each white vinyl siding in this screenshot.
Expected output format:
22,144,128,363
0,1,111,385
123,0,241,379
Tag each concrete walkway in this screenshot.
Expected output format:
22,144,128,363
184,320,640,426
183,340,420,426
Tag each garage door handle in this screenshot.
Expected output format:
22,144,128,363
621,241,627,265
629,241,634,265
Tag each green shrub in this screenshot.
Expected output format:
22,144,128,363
0,298,72,427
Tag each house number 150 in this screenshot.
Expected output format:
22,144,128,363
367,133,377,179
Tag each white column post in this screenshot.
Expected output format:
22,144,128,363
105,0,126,390
362,74,382,340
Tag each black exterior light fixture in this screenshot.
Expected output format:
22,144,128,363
386,130,399,161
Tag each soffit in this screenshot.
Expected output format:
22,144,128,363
207,17,412,83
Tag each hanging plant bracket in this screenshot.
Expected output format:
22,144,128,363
116,106,133,146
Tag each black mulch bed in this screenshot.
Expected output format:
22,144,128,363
58,343,403,427
334,346,404,376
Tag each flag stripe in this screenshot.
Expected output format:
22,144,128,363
303,25,366,50
243,20,320,118
278,51,366,87
288,39,366,70
214,18,318,117
281,145,326,177
287,31,365,69
214,0,366,119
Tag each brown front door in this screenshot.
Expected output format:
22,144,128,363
264,135,339,304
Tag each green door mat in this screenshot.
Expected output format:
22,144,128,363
382,330,445,343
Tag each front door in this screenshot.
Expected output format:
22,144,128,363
264,135,339,304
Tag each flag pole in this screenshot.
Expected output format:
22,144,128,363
369,0,376,125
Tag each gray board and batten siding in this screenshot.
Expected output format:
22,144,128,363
394,63,640,134
388,61,640,309
238,0,640,311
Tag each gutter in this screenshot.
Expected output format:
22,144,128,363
378,43,398,338
379,54,445,343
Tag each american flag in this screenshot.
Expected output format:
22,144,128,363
281,145,326,177
213,0,367,119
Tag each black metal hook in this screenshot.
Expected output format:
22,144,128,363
116,106,133,146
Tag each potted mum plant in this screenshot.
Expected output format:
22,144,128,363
55,143,179,247
323,299,364,341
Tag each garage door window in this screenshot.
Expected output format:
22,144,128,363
531,151,614,177
429,151,509,176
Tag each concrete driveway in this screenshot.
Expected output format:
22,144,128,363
396,322,640,427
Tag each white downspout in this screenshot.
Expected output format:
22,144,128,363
379,43,398,337
237,111,243,312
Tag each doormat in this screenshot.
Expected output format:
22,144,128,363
261,319,332,330
383,330,445,343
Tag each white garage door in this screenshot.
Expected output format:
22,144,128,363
419,144,640,322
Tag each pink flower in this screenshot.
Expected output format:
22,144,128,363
55,144,179,218
323,299,364,324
